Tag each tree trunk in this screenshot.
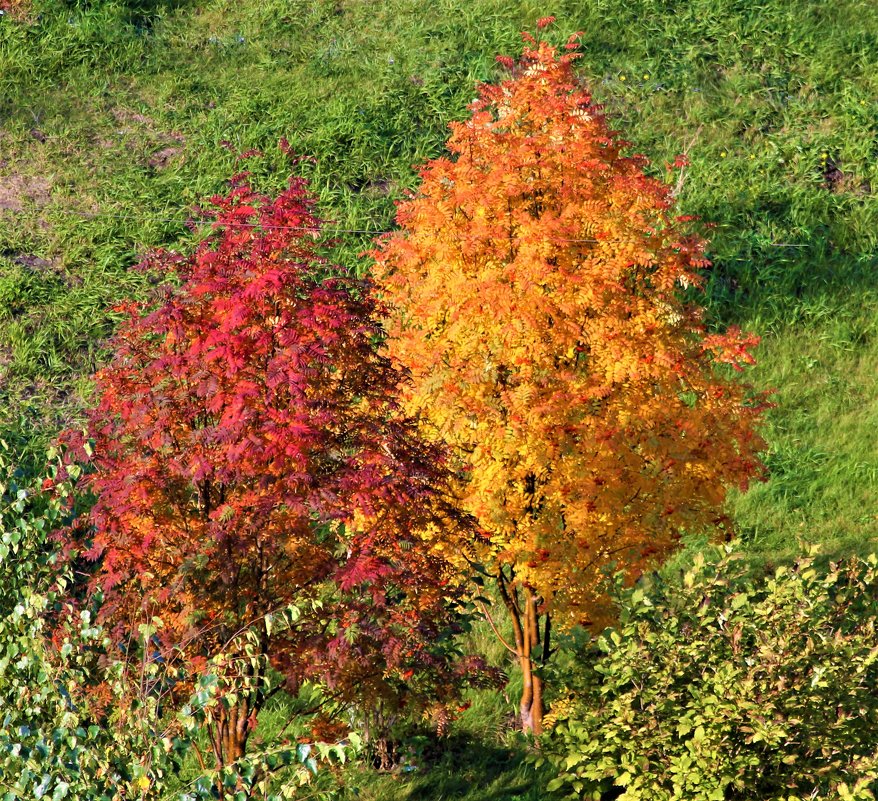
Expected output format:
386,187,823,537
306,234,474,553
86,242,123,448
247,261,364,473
519,588,545,735
210,702,251,772
497,570,546,736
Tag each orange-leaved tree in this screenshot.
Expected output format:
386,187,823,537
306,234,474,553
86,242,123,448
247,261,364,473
373,32,767,735
60,168,479,770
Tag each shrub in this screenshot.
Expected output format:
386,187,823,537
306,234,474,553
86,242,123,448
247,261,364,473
0,442,169,800
541,549,878,800
0,441,352,800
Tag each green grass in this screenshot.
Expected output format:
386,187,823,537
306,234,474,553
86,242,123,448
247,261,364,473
2,2,877,560
729,307,878,559
2,0,878,796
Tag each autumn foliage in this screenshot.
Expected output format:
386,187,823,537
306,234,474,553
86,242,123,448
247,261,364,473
61,169,475,768
373,36,767,732
0,0,28,19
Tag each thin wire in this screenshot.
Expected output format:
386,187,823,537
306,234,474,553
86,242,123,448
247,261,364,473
5,207,813,247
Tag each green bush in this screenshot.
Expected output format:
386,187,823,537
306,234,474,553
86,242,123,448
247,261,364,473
541,549,878,801
0,441,159,800
0,443,349,800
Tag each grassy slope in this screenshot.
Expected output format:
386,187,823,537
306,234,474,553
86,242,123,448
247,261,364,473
2,0,877,560
1,1,878,797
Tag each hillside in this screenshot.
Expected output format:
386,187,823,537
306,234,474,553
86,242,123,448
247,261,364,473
1,3,877,797
3,0,877,565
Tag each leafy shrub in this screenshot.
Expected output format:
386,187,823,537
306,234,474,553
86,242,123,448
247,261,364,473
541,549,878,800
0,442,168,799
0,443,351,800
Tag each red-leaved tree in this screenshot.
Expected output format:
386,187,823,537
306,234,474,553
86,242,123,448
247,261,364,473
61,167,476,769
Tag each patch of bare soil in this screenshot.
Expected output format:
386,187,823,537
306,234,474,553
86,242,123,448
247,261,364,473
112,108,156,128
822,156,872,196
148,145,184,169
0,171,51,212
106,107,186,170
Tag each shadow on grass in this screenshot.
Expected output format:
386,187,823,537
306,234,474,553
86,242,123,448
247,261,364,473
690,193,878,330
120,0,191,32
44,0,193,31
343,732,546,801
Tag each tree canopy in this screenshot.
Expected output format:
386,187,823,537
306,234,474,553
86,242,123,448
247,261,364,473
374,34,767,732
61,169,475,767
